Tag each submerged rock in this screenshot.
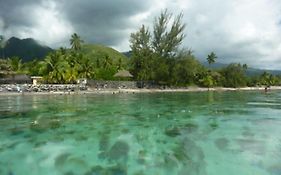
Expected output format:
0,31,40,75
99,135,110,152
107,165,127,175
30,118,61,132
108,140,129,161
64,172,75,175
164,153,180,169
55,153,71,168
84,165,104,175
214,138,229,151
173,138,207,175
267,164,281,175
75,135,88,141
137,150,146,164
183,123,199,133
209,122,218,129
165,126,181,137
9,126,25,135
85,165,127,175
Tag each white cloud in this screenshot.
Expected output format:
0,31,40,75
114,0,281,69
179,0,281,69
22,1,73,47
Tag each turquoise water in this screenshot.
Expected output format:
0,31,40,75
1,91,281,175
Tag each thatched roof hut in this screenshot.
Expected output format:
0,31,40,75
0,74,31,84
114,70,133,78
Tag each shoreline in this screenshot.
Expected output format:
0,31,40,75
1,86,281,96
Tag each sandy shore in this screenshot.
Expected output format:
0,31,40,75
1,86,281,96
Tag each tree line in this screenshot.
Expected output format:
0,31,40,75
1,10,281,87
129,10,281,88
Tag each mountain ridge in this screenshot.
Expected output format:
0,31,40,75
0,37,53,61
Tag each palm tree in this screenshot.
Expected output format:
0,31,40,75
242,63,248,70
8,57,22,72
207,52,217,69
117,57,123,70
103,55,113,69
0,35,6,59
44,51,71,83
70,33,84,51
78,56,95,79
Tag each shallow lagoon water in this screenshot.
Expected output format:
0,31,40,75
1,91,281,175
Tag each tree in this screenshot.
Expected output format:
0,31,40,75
201,74,214,89
42,50,71,83
172,53,204,86
152,10,185,58
207,52,217,68
220,63,247,87
70,33,84,51
103,55,113,69
130,9,186,83
259,71,279,86
8,57,22,72
242,64,248,70
0,35,6,59
78,56,95,79
130,25,153,80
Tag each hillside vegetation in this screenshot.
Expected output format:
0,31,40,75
81,44,128,66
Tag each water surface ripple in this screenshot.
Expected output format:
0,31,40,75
0,91,281,175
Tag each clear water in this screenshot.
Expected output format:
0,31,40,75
1,91,281,175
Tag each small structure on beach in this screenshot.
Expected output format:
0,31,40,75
0,74,31,84
31,76,43,85
114,70,133,79
77,78,87,85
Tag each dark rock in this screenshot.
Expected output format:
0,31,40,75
85,165,127,175
214,138,229,151
107,165,127,175
64,172,75,175
184,123,199,132
75,135,88,141
137,150,146,164
108,140,129,161
9,127,25,135
49,119,61,129
209,122,218,129
98,151,107,160
55,153,71,168
30,118,61,132
84,165,104,175
121,128,130,134
165,126,181,137
99,135,109,152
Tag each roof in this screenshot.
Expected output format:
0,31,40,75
114,70,133,78
30,76,43,79
13,74,31,81
0,70,16,75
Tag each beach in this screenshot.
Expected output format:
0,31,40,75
1,85,281,96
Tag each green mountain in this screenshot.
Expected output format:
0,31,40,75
202,61,281,76
122,51,132,58
81,44,129,65
0,37,53,61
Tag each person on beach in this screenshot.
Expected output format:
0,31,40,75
265,85,270,93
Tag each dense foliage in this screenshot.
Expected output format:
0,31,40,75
1,10,281,87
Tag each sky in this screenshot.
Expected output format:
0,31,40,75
0,0,281,69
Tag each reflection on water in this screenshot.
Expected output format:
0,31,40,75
0,91,281,175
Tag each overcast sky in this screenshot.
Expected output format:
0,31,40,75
1,0,281,69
